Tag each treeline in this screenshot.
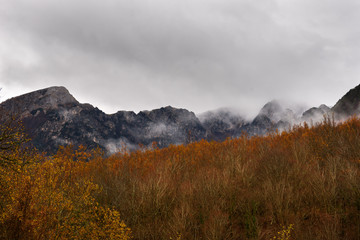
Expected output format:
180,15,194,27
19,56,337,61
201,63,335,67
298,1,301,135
0,117,360,239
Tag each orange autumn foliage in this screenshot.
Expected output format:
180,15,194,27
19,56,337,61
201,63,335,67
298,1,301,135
0,140,132,239
91,117,360,239
1,116,360,239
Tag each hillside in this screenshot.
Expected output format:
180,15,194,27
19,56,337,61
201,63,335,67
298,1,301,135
1,84,360,152
1,114,359,239
332,84,360,117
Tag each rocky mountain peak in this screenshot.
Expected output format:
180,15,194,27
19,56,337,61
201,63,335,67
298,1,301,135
257,100,283,122
332,84,360,117
301,104,331,122
0,90,206,152
2,84,360,153
0,86,79,117
319,104,331,111
198,108,246,141
141,106,198,123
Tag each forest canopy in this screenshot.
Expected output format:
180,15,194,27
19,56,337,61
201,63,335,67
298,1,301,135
0,116,359,239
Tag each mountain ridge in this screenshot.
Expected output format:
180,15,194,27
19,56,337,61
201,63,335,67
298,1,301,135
1,84,360,153
332,84,360,118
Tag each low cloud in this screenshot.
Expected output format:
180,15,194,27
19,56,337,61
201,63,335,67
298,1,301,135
148,122,178,137
103,137,139,154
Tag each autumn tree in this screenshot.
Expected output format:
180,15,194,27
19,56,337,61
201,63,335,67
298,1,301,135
0,100,132,239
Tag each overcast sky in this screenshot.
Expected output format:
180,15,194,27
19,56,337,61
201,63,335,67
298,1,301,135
0,0,360,117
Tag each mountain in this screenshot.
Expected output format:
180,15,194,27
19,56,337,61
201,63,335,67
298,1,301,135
0,87,206,153
332,84,360,118
199,108,246,141
240,100,298,135
302,104,331,122
1,84,360,153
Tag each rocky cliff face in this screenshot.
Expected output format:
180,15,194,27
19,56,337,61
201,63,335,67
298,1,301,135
0,87,206,153
238,100,299,136
332,84,360,118
1,84,360,153
199,109,246,141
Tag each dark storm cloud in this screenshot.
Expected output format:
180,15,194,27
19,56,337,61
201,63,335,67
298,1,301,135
1,0,360,116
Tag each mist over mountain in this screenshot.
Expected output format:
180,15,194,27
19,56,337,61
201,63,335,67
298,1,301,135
0,87,207,153
1,84,360,153
302,104,331,123
199,108,246,141
332,84,360,119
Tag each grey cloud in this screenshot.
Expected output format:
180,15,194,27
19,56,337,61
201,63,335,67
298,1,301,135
103,137,139,154
0,0,360,116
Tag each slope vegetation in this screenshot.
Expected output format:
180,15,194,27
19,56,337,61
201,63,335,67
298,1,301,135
1,117,360,239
